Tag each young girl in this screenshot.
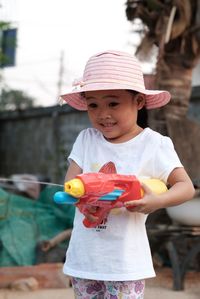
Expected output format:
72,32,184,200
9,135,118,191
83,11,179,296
60,50,194,298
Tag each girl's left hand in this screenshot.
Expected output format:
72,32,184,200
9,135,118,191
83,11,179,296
124,183,162,214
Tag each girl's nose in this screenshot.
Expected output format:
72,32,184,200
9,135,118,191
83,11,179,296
97,108,111,119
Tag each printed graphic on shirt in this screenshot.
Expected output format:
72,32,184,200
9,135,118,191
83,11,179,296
95,218,108,232
95,209,122,232
90,163,102,172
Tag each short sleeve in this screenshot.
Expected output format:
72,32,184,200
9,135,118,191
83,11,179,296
153,136,183,183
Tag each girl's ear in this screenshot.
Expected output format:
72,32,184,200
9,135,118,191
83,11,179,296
136,94,145,110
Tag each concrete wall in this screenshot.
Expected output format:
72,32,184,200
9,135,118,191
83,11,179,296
0,105,90,184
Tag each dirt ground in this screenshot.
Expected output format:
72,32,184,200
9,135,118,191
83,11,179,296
0,268,199,299
146,267,200,298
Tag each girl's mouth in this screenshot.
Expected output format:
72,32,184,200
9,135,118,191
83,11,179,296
100,122,116,128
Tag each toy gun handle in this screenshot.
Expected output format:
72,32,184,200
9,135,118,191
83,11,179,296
82,207,109,228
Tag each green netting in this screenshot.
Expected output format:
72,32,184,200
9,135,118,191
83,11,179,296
0,186,75,266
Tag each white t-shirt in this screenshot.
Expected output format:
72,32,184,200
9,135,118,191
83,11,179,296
63,127,183,281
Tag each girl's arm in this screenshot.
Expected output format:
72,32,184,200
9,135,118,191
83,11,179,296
124,167,195,214
163,167,195,207
64,160,82,181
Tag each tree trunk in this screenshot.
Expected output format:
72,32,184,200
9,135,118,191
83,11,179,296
148,52,193,134
148,52,200,180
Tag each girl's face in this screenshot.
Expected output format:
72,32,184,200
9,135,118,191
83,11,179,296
85,89,145,143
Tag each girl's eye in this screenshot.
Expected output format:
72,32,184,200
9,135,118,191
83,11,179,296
109,102,119,107
87,103,98,109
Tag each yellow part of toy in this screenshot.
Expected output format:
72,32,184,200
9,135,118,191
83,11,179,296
139,178,168,196
64,178,85,198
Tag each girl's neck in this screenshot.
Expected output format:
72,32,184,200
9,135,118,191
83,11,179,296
105,125,143,144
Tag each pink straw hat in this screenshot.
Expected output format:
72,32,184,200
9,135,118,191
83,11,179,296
60,50,170,110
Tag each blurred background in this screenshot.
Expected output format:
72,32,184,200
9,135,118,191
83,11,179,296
0,0,200,291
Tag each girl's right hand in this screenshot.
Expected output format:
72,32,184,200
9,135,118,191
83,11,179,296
81,206,99,223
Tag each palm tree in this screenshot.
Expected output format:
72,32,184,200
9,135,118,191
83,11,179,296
126,0,200,179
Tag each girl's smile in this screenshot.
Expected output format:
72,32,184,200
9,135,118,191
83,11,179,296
99,120,117,129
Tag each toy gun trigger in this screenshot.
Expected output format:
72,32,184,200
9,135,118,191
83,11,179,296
82,207,109,228
53,191,79,204
83,218,95,228
82,190,125,228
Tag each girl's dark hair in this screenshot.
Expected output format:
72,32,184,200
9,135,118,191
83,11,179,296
126,89,139,96
127,90,148,128
138,106,148,128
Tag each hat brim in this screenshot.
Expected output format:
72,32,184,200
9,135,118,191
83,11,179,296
60,83,171,110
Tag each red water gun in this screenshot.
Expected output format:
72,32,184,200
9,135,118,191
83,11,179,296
54,162,167,228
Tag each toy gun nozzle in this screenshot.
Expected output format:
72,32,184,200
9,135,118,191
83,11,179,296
64,178,85,198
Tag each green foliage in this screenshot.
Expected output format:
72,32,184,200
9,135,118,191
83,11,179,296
0,88,35,111
0,21,10,31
